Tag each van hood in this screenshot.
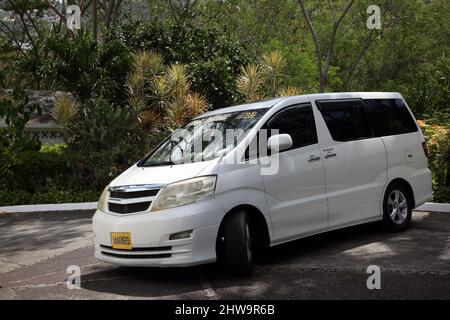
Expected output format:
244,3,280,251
109,160,214,187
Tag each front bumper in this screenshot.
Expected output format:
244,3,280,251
92,200,223,267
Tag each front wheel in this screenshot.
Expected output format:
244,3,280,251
223,210,254,276
382,183,413,232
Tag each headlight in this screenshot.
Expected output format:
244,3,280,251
97,186,109,212
152,176,217,211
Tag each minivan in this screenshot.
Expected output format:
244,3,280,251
93,92,432,275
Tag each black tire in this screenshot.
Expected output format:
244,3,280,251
223,210,254,276
382,182,413,232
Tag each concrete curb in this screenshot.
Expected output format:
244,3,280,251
414,202,450,213
0,202,97,214
0,201,449,215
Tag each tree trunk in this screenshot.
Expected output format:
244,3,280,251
446,151,450,186
92,0,97,41
319,74,326,92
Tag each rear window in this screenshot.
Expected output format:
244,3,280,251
316,100,372,141
364,99,418,136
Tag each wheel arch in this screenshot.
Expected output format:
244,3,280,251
385,178,416,208
216,204,271,259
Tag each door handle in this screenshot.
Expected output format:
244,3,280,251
324,153,337,159
307,155,321,162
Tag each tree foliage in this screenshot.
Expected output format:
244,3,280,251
39,29,132,103
1,0,449,203
106,21,250,108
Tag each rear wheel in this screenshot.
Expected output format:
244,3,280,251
223,209,254,276
382,183,413,232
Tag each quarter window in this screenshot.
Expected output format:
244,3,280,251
316,100,372,141
364,99,418,136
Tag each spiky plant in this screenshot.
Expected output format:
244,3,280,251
184,92,209,119
149,75,171,111
138,109,161,133
164,64,191,127
125,71,146,113
261,50,286,95
126,51,165,113
236,64,264,102
52,94,78,125
52,94,78,143
165,92,208,128
133,51,164,79
166,101,185,128
167,64,190,101
125,52,210,132
277,86,302,97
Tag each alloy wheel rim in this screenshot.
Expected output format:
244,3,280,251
388,190,408,224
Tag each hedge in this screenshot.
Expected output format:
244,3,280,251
0,188,100,206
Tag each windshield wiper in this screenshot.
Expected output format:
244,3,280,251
142,160,175,167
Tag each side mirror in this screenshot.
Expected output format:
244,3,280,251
267,134,293,154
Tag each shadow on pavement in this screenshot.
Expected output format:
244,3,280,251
0,211,93,259
80,212,450,298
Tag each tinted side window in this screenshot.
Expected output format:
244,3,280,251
316,100,372,141
267,104,318,150
364,99,418,136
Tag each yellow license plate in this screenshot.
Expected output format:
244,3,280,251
111,232,132,250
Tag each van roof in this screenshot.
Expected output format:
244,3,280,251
196,92,403,118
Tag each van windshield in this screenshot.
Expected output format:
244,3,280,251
139,109,268,167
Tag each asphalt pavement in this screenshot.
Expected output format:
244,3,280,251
0,210,449,299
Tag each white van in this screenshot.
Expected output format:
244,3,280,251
93,92,432,275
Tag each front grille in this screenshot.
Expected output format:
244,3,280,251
108,201,151,214
110,189,159,199
101,251,171,259
100,245,171,252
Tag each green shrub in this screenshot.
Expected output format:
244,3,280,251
29,186,100,204
418,120,450,203
433,186,450,203
65,98,150,189
0,189,30,206
0,95,159,201
39,29,132,104
40,143,66,154
0,89,41,152
0,146,69,191
418,121,450,186
0,187,100,206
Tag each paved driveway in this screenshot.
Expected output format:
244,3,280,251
0,210,449,299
